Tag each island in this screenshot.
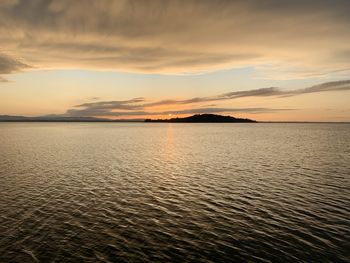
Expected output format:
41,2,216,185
145,114,256,123
0,114,256,123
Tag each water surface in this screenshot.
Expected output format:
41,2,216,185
0,123,349,262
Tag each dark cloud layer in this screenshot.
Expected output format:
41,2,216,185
0,0,350,75
63,80,349,118
0,53,30,81
218,80,350,100
66,107,292,118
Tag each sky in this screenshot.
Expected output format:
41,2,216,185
0,0,350,121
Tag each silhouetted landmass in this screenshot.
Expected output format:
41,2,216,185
1,114,348,123
0,114,256,122
145,114,256,123
0,115,142,122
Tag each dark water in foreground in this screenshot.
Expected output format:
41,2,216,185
0,123,349,262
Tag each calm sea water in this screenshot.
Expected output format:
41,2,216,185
0,123,349,262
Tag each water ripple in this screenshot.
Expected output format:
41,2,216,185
0,123,349,262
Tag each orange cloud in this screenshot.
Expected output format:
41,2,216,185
0,0,349,79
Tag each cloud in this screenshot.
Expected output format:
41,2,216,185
0,53,30,81
138,80,350,106
65,107,292,118
0,0,349,76
74,98,145,110
62,80,348,118
152,107,293,116
291,80,350,95
217,80,350,100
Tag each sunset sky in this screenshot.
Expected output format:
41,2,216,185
0,0,349,121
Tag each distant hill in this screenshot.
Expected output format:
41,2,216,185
0,115,143,122
0,115,28,121
0,115,110,122
145,114,256,123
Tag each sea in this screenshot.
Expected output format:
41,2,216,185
0,122,349,262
